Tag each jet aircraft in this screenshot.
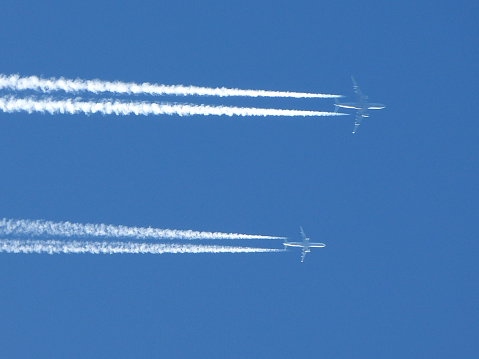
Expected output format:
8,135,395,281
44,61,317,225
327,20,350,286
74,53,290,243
283,226,325,262
334,76,386,133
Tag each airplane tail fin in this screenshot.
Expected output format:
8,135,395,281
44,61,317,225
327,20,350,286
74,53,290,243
334,98,339,113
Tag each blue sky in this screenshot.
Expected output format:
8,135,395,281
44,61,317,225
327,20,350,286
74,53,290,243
0,0,478,357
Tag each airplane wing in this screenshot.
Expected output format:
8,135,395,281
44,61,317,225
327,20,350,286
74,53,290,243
300,226,307,240
301,249,307,263
351,76,366,100
352,113,363,134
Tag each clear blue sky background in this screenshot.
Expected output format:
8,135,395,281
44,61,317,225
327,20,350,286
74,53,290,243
0,0,478,357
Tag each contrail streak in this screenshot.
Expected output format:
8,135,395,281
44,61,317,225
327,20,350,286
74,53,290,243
0,96,344,117
0,239,282,255
0,74,341,98
0,218,286,240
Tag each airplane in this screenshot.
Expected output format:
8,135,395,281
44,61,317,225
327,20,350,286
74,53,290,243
334,76,386,133
283,226,326,262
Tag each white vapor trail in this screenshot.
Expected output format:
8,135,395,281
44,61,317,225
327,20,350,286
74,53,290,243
0,218,286,240
0,239,282,255
0,96,343,117
0,74,341,98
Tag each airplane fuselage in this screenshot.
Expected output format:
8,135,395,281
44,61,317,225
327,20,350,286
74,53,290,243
283,241,326,250
335,102,386,111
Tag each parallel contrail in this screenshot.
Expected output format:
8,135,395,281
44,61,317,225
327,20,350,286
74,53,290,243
0,218,286,240
0,239,282,255
0,96,343,117
0,74,341,98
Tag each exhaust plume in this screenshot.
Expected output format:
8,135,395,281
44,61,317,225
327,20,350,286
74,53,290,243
0,239,282,254
0,74,341,98
0,218,286,240
0,96,344,117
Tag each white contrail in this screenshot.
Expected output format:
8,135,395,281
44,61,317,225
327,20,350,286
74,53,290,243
0,218,286,240
0,96,344,117
0,239,282,255
0,74,342,98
